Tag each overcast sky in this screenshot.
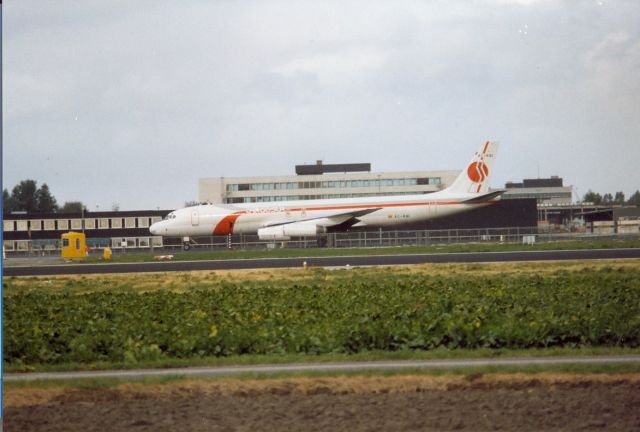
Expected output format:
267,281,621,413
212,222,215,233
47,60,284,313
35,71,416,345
3,0,639,210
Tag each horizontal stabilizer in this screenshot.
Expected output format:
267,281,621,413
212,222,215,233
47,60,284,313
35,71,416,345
462,190,506,204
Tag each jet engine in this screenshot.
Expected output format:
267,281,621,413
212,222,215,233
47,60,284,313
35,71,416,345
258,222,326,240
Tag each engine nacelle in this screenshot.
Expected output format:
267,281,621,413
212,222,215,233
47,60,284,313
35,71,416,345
258,223,326,240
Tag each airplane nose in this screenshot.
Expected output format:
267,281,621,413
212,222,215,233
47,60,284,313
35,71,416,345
149,222,160,235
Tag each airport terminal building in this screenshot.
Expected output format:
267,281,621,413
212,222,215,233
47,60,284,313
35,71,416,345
199,161,458,205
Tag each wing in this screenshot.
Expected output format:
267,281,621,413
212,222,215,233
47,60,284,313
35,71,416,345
262,207,381,228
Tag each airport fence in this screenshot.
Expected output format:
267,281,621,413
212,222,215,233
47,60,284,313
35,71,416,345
4,226,639,257
178,226,638,251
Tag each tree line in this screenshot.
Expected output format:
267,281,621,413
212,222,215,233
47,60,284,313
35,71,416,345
3,180,85,214
582,190,640,206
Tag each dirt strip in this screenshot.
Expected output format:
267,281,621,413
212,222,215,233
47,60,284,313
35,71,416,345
4,373,640,431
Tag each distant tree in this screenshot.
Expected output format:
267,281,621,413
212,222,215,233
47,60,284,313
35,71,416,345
60,201,86,213
3,189,14,213
627,190,640,207
582,190,602,205
35,183,58,213
111,203,120,212
613,191,626,205
10,179,39,212
602,193,613,204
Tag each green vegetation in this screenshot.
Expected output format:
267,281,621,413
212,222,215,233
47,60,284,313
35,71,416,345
85,237,640,264
5,263,639,371
3,178,85,214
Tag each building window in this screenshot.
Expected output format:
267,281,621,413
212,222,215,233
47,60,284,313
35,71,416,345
70,219,82,230
29,220,42,231
111,218,123,229
98,218,110,229
238,184,250,191
151,216,162,224
137,217,149,228
43,220,55,231
84,219,96,229
57,220,69,231
125,218,136,228
3,220,15,232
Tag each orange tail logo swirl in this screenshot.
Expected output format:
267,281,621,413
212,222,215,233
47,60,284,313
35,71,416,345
467,161,489,183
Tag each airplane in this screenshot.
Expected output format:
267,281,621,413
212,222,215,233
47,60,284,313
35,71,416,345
149,141,502,246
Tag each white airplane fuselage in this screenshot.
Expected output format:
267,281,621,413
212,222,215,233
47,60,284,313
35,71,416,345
150,141,502,241
149,192,497,238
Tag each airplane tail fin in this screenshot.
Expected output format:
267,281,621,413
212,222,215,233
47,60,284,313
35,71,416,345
445,141,499,194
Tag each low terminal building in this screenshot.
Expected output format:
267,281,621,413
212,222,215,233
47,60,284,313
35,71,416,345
500,176,573,205
2,210,169,254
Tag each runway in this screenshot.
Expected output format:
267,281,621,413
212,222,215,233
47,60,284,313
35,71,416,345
5,355,640,382
3,247,640,276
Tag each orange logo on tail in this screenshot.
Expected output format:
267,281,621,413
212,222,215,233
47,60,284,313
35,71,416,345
467,161,489,183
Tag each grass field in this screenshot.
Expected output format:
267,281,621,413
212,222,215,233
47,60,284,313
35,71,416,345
4,260,639,373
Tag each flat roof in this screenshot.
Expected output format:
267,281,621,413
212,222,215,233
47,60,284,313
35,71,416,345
295,162,371,175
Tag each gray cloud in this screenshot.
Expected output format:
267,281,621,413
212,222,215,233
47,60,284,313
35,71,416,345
4,0,639,210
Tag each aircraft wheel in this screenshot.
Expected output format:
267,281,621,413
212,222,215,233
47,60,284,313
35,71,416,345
183,243,191,251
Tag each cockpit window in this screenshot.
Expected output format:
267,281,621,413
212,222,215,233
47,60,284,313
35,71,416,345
163,212,177,220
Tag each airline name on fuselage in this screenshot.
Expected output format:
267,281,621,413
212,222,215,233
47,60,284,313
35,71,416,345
245,207,288,214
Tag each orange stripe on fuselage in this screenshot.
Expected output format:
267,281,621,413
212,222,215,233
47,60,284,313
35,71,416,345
242,201,479,214
213,214,242,235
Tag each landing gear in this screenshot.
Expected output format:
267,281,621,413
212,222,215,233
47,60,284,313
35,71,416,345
183,243,191,251
316,236,328,248
182,236,191,251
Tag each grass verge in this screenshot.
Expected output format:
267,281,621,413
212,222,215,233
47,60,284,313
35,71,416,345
5,361,640,391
